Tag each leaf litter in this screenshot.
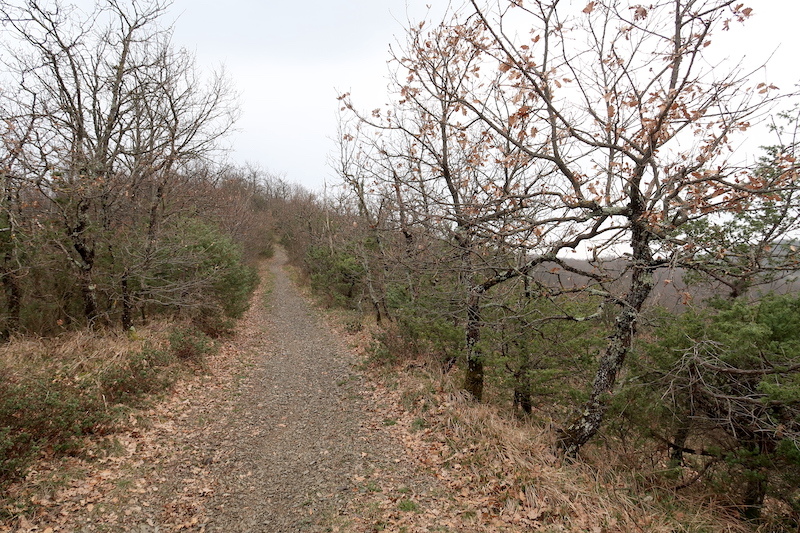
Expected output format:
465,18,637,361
0,250,456,532
0,248,745,532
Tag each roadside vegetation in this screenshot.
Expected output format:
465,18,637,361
0,324,209,486
0,0,286,494
0,153,292,491
285,193,800,531
2,0,799,530
280,1,800,529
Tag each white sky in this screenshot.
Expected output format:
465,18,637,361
165,1,800,192
167,0,440,191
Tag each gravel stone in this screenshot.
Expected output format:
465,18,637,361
198,248,424,532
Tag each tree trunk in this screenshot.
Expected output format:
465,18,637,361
670,407,693,466
464,290,484,401
361,250,385,324
68,199,98,325
144,178,167,263
79,267,98,325
514,356,533,415
121,272,133,331
558,223,654,456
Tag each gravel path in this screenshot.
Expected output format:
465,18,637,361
202,248,386,531
3,248,450,533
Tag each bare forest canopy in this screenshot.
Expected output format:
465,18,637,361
306,0,800,524
0,0,294,335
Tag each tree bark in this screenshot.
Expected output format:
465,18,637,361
558,222,654,456
78,267,98,325
69,200,98,325
514,356,533,415
670,415,692,466
464,289,484,401
121,272,133,331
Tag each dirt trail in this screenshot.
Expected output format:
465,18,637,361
201,248,389,531
4,248,454,533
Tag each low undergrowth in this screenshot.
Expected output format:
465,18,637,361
332,312,761,532
0,322,217,488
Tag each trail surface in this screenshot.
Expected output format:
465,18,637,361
202,248,394,531
4,249,463,533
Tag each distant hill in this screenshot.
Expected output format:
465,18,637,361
530,257,800,312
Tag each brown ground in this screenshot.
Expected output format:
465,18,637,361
0,248,464,533
1,249,752,532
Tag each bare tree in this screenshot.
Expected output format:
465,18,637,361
0,0,238,329
344,0,797,455
339,11,553,399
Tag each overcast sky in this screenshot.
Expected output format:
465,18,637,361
165,1,800,192
166,0,434,191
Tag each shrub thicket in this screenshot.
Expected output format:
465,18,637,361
0,325,215,485
616,295,800,521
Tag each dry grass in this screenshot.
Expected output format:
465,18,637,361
388,362,754,531
450,390,747,531
0,321,209,489
323,307,756,532
0,323,172,380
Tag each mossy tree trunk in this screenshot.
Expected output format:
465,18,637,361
559,219,655,456
464,288,484,401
